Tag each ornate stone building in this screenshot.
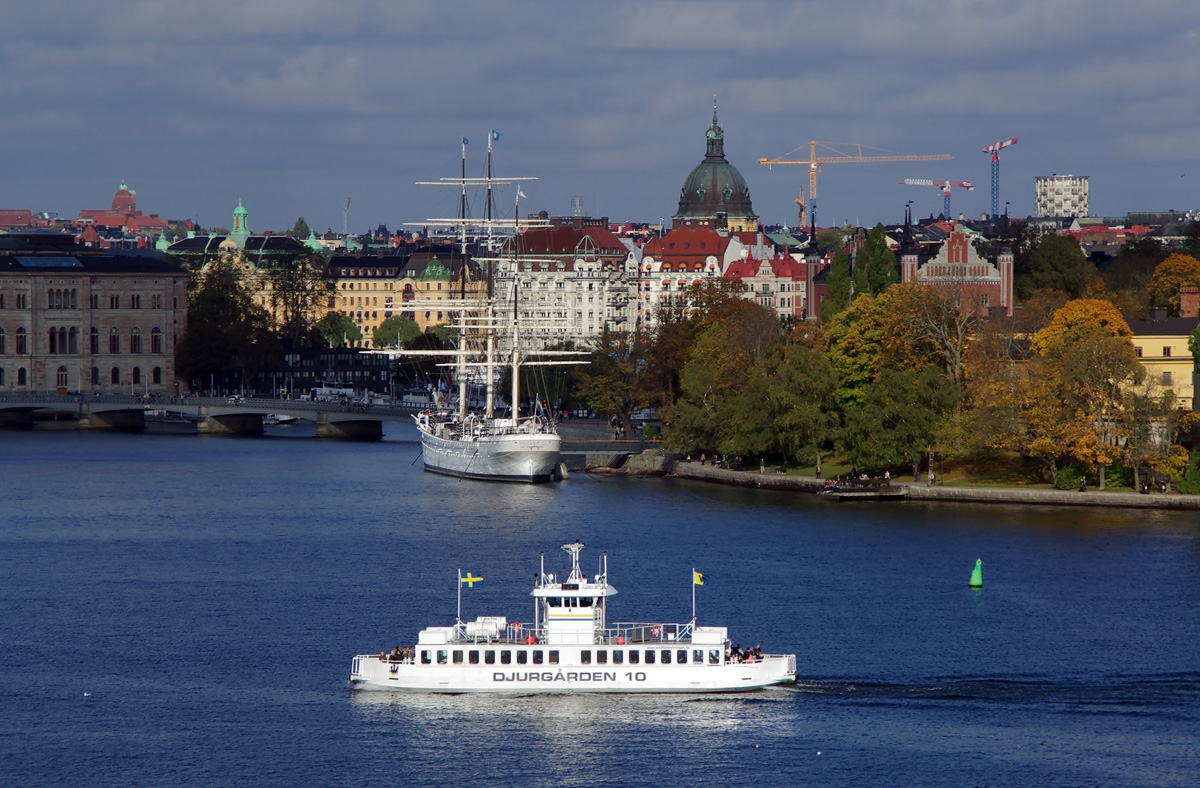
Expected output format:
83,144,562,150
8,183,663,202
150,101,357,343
0,231,188,393
899,224,1013,316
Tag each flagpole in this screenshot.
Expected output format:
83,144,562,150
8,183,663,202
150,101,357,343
457,567,462,625
692,567,696,622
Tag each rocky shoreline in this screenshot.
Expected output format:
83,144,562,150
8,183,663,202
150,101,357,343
582,450,1200,510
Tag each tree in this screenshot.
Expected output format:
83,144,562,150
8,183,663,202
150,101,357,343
815,226,848,255
176,259,282,390
1026,234,1096,298
824,293,884,410
839,365,953,477
315,312,362,347
576,329,655,433
293,217,312,239
372,315,421,349
819,250,851,324
766,339,838,469
1030,298,1132,358
263,252,333,346
852,223,896,298
1147,252,1200,315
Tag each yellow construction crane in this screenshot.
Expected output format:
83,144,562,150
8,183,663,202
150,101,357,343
759,141,953,229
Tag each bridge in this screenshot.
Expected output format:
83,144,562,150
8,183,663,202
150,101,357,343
0,393,427,439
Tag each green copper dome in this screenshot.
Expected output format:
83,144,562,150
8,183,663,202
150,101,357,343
673,106,757,230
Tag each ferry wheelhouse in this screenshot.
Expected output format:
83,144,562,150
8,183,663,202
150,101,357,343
349,542,796,693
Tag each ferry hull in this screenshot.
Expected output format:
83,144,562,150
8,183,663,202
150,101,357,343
350,654,796,694
418,427,561,483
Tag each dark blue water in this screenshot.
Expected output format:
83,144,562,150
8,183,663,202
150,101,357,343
2,427,1198,787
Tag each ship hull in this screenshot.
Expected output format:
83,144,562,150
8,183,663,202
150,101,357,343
350,654,796,693
417,423,562,483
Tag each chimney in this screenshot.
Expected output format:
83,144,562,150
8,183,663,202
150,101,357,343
1150,306,1167,322
1180,284,1199,319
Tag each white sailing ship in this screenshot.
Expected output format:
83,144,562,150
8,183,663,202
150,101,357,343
390,135,576,483
349,542,797,693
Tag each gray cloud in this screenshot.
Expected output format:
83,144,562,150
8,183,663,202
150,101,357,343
2,1,1198,230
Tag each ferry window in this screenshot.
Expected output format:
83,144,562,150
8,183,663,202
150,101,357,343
709,650,721,665
485,651,496,665
437,650,448,664
548,597,562,607
597,650,607,665
693,650,704,665
500,651,511,665
677,650,688,664
549,651,559,665
612,650,623,665
661,650,672,664
645,650,656,664
533,650,544,665
579,598,593,607
453,650,464,664
628,650,640,665
421,650,432,664
517,650,528,665
581,650,591,665
468,651,480,664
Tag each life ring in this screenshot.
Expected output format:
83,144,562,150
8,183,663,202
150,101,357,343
526,635,535,645
651,625,661,638
513,622,522,633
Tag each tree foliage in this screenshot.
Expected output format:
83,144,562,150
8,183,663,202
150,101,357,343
1026,234,1096,298
372,315,422,349
1147,252,1200,315
263,252,333,346
315,312,362,347
177,259,282,387
819,250,851,324
852,223,896,298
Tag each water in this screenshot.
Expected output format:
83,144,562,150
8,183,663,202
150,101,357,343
2,427,1198,787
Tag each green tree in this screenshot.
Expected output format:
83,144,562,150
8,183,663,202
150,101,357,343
839,365,952,477
852,223,896,298
1025,234,1096,298
315,312,362,347
767,339,838,470
293,217,312,239
819,250,851,324
824,293,884,410
576,329,655,432
372,315,421,349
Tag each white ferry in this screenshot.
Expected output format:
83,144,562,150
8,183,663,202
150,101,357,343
349,542,797,693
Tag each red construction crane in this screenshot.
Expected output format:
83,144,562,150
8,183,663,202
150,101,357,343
899,179,974,218
982,137,1018,217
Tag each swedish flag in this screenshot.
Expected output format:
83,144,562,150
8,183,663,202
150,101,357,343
491,129,500,142
693,571,708,586
460,572,483,588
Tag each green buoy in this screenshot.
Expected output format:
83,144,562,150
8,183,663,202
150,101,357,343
969,558,983,588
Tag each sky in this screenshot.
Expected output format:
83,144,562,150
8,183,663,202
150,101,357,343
3,0,1199,235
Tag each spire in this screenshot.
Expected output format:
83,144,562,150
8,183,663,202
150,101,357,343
705,94,725,160
713,93,719,126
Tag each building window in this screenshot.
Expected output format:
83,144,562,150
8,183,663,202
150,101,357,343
91,327,99,354
18,367,27,386
0,328,5,354
17,293,27,309
0,369,4,385
980,293,989,307
16,328,27,355
110,294,120,309
132,367,141,385
69,327,78,354
130,328,142,354
91,367,99,386
1134,346,1142,358
109,328,120,354
56,366,68,389
1163,347,1171,358
1163,371,1173,385
131,294,141,309
49,328,58,354
153,366,162,385
111,367,120,384
151,328,162,354
91,293,100,309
